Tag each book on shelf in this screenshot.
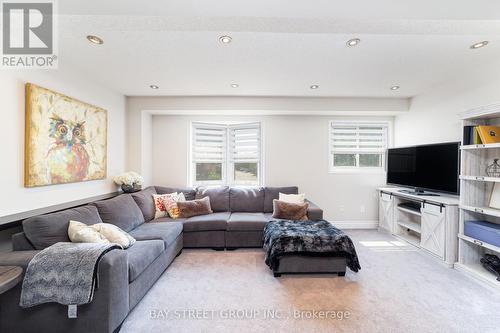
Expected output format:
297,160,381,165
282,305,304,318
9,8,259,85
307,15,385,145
463,125,500,145
477,126,500,144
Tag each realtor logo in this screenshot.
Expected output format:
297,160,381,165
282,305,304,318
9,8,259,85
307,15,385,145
1,0,57,68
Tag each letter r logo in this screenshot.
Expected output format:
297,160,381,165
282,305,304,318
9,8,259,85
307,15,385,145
2,2,53,54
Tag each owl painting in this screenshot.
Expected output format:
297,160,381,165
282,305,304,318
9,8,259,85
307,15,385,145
25,84,107,187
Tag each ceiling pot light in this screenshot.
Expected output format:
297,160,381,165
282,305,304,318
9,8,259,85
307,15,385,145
150,85,159,89
219,35,232,44
346,38,360,47
231,84,239,88
470,41,489,49
310,85,320,89
390,85,400,90
86,35,103,45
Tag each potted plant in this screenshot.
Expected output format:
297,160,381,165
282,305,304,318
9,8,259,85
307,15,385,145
113,172,143,193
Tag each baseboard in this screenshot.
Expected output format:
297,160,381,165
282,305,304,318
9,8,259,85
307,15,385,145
331,220,379,229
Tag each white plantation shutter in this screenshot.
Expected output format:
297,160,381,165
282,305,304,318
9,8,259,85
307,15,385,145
229,123,261,163
192,124,226,163
329,121,389,170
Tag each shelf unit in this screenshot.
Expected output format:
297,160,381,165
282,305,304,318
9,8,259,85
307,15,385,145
378,187,459,266
457,104,500,289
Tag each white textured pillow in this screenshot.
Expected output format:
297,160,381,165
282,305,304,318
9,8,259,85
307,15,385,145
279,193,306,204
68,220,136,248
91,223,136,249
68,220,109,244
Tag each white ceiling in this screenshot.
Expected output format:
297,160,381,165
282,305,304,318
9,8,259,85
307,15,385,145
56,1,500,97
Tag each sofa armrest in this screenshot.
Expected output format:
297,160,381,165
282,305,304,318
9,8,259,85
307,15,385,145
0,249,129,333
306,199,323,221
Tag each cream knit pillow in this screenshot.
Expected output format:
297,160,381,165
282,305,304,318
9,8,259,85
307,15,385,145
68,220,109,244
68,220,136,248
279,193,306,204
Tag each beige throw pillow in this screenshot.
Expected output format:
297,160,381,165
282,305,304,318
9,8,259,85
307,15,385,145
68,220,136,248
279,192,306,204
91,223,136,248
68,220,110,244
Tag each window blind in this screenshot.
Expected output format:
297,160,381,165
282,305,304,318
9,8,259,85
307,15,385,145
192,123,226,163
229,123,261,163
330,123,388,154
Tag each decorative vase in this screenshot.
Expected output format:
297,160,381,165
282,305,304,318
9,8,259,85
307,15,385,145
486,159,500,177
121,183,142,193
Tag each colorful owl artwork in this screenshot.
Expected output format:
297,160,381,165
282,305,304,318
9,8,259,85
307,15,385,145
25,84,107,187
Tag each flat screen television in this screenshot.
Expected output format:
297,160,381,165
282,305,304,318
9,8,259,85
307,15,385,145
386,142,460,195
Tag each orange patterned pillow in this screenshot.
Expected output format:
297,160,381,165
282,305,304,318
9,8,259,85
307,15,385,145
163,192,186,219
153,194,169,219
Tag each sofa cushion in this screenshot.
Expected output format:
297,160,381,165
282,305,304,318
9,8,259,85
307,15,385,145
183,212,230,232
131,186,157,222
230,187,265,212
129,222,183,247
156,186,196,200
23,205,102,250
264,186,298,213
196,186,230,212
126,240,164,282
92,194,145,232
227,212,272,231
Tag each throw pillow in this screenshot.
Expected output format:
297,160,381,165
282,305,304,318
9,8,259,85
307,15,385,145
279,192,306,204
153,194,170,219
68,220,136,249
163,192,186,219
68,220,109,244
272,199,309,220
177,196,213,218
91,223,136,249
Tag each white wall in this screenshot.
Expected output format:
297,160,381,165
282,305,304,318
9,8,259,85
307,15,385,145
0,69,126,218
395,59,500,146
152,115,393,226
126,95,408,188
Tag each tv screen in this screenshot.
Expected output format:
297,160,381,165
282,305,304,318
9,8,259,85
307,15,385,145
387,142,460,194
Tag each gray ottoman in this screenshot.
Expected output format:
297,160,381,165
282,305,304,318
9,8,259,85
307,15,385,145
272,254,347,277
263,220,360,278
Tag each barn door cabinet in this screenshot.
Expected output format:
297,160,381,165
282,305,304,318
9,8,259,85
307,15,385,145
377,187,459,266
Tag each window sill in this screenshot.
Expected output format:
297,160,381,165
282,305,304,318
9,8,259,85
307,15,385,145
328,168,386,175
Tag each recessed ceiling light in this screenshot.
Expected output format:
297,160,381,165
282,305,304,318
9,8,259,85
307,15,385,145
219,35,232,44
346,38,360,47
231,83,239,88
150,85,159,89
310,85,320,89
470,41,489,49
86,35,103,45
390,85,400,90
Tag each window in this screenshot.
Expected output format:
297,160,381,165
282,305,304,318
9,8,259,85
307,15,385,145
191,122,261,185
329,121,389,172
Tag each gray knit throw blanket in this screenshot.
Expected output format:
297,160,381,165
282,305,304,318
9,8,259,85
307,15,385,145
20,242,120,307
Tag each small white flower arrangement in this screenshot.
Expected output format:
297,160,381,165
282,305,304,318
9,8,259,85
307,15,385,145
114,172,143,192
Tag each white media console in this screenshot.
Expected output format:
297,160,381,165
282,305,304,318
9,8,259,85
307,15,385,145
377,187,459,266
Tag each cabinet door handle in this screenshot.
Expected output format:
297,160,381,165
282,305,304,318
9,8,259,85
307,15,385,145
476,176,485,181
475,208,484,213
473,239,483,246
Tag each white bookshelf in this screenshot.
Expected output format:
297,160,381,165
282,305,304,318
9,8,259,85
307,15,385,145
457,104,500,289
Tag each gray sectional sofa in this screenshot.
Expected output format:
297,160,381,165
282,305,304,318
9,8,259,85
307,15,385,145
0,185,322,333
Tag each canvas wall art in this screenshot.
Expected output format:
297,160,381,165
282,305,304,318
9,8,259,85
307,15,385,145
25,83,107,187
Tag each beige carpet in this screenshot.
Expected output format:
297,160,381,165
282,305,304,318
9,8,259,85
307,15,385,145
120,230,500,333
